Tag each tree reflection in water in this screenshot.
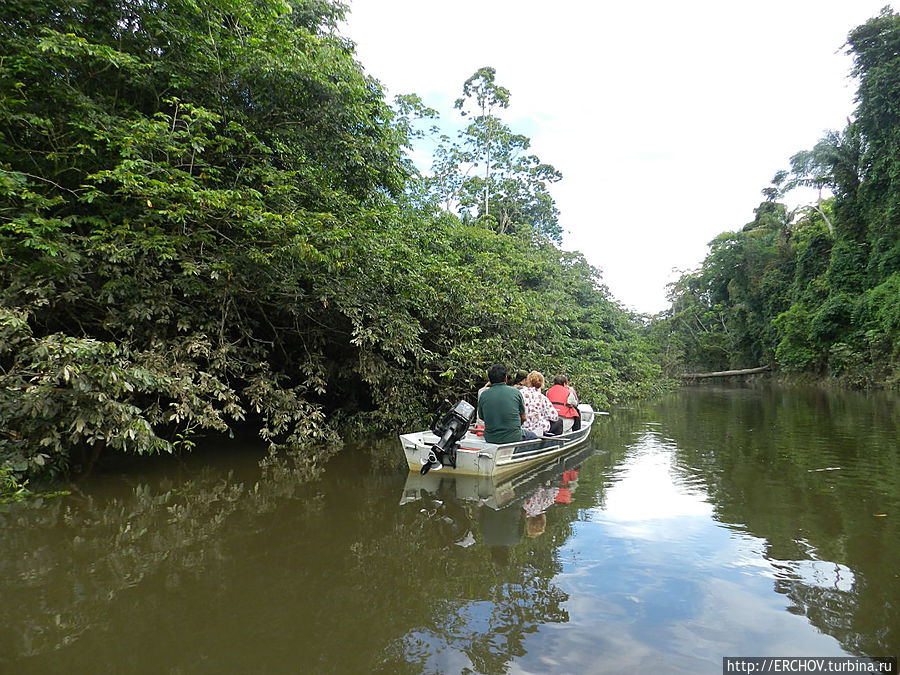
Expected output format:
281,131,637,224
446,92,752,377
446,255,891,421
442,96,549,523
1,386,898,672
0,446,330,664
601,385,899,658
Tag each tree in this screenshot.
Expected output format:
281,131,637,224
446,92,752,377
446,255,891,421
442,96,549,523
0,2,665,490
0,0,416,477
848,7,900,279
774,127,864,237
454,66,511,219
657,8,900,386
429,67,563,242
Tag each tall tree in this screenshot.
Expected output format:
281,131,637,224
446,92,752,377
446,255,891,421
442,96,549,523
429,67,563,242
453,66,511,219
0,2,664,488
0,0,416,475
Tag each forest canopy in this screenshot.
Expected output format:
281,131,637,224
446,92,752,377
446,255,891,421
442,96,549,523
5,0,897,490
655,7,900,389
0,0,663,483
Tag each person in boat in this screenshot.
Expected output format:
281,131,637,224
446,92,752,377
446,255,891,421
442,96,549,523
477,381,490,399
547,374,581,432
511,372,528,389
565,375,579,407
474,380,491,428
477,364,538,443
521,371,562,436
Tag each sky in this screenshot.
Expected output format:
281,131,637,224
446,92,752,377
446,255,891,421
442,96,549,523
341,1,895,314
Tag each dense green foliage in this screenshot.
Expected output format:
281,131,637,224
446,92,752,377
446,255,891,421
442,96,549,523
0,0,663,485
656,8,900,387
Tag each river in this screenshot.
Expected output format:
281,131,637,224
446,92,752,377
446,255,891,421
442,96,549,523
1,384,898,673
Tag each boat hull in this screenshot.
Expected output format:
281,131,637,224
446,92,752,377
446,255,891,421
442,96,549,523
400,442,597,510
400,405,596,478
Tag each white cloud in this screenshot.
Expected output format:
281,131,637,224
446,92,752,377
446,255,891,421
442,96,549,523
343,0,895,313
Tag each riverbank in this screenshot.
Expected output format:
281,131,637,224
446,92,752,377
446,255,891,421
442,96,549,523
677,367,900,392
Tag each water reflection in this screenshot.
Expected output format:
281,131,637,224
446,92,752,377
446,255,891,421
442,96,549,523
401,446,595,561
598,431,713,533
389,447,602,674
524,426,848,673
0,446,327,666
645,385,899,657
1,385,897,673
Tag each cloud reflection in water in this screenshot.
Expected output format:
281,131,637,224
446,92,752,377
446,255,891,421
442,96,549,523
513,430,850,673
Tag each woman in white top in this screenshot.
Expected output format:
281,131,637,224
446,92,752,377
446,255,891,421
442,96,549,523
520,371,559,436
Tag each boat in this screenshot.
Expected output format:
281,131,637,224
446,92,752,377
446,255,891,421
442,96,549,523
399,399,597,478
400,441,598,510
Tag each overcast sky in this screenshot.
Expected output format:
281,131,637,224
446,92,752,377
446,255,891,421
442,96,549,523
341,1,894,314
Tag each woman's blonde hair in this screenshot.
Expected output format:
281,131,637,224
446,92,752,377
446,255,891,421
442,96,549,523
527,370,545,389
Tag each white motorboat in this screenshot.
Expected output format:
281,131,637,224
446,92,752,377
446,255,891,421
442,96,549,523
399,400,596,478
400,441,597,510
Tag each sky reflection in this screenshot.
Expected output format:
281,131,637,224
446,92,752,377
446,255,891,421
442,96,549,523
597,432,713,534
509,428,850,673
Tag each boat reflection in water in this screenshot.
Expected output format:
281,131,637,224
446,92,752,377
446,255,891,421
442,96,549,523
400,444,597,552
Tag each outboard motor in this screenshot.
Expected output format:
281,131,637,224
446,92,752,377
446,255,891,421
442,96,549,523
421,400,476,475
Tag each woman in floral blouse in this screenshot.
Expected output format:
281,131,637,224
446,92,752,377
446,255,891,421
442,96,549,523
521,371,561,436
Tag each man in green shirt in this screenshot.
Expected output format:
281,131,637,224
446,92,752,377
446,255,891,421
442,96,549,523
477,364,537,444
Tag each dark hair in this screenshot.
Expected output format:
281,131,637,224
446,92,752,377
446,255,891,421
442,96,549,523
552,374,567,386
513,371,528,385
488,364,508,384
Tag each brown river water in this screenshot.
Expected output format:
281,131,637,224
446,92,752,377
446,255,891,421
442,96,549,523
1,384,898,673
